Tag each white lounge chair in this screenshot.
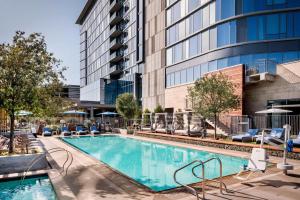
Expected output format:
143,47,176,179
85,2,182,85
235,148,268,180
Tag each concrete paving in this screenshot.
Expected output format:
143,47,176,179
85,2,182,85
39,135,300,200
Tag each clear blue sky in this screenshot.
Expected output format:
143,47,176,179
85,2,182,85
0,0,87,85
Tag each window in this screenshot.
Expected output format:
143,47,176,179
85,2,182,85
217,58,228,69
201,31,209,53
181,69,187,84
187,67,194,82
193,65,200,81
210,2,216,25
170,73,175,86
175,71,181,85
210,27,217,50
189,36,198,57
216,0,235,20
167,25,177,45
193,10,202,33
208,60,217,71
166,48,173,65
174,43,183,63
218,22,230,46
201,63,208,76
188,0,199,12
178,21,186,40
202,5,209,28
166,74,171,87
266,14,280,39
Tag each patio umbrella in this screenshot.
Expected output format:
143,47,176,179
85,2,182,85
63,110,87,115
96,112,118,121
255,108,292,114
15,110,33,116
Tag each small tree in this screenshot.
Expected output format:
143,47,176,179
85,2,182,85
0,31,65,153
116,93,138,127
188,73,240,139
154,104,164,113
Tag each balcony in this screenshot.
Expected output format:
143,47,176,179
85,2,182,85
110,25,123,38
110,38,125,51
110,51,124,63
109,63,124,76
110,0,123,13
109,12,123,26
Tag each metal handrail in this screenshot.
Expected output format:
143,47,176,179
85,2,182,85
174,160,204,200
191,157,227,194
173,157,227,200
20,147,73,185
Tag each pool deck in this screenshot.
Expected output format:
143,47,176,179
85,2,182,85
39,135,300,200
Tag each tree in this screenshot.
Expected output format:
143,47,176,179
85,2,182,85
0,31,65,153
116,93,138,126
188,73,240,139
154,104,164,113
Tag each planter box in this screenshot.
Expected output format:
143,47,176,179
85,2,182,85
0,153,48,174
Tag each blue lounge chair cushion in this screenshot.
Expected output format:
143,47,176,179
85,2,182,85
90,126,98,131
232,129,259,141
61,127,69,132
76,126,83,131
270,128,285,139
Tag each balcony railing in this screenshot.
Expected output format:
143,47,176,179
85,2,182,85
110,51,124,63
245,59,277,76
110,24,124,38
109,63,124,75
109,12,123,26
110,0,123,13
110,38,125,51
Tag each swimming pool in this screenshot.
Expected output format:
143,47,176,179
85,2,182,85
62,135,247,191
0,175,57,200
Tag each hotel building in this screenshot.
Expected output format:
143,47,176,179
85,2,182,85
76,0,144,108
78,0,300,122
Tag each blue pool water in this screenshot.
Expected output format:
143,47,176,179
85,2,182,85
62,135,247,191
0,176,57,200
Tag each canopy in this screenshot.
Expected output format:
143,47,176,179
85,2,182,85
63,110,87,115
255,108,292,114
15,110,32,116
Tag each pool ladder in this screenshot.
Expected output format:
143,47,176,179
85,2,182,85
174,157,228,200
20,147,73,184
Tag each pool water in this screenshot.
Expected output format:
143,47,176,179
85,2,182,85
63,135,247,191
0,176,57,200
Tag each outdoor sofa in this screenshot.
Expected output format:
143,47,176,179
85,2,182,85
232,129,259,142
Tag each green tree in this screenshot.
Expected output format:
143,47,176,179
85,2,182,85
154,104,164,113
0,31,65,153
116,93,138,126
188,73,240,139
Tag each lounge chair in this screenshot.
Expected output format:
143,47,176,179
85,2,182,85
292,132,300,148
76,126,88,135
90,125,100,135
232,129,259,142
141,113,153,132
235,147,268,180
42,127,52,136
61,126,72,136
189,115,206,137
256,128,285,144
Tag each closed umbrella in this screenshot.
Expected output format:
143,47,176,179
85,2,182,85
255,108,292,114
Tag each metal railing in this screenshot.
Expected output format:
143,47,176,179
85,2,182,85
174,157,227,200
252,115,300,136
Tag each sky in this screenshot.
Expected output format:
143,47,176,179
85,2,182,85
0,0,87,85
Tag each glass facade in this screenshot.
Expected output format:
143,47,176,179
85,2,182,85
165,0,300,88
78,0,144,103
166,50,300,87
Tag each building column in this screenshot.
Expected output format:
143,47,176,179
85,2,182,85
90,106,94,120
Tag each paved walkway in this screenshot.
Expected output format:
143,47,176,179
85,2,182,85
39,136,300,200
